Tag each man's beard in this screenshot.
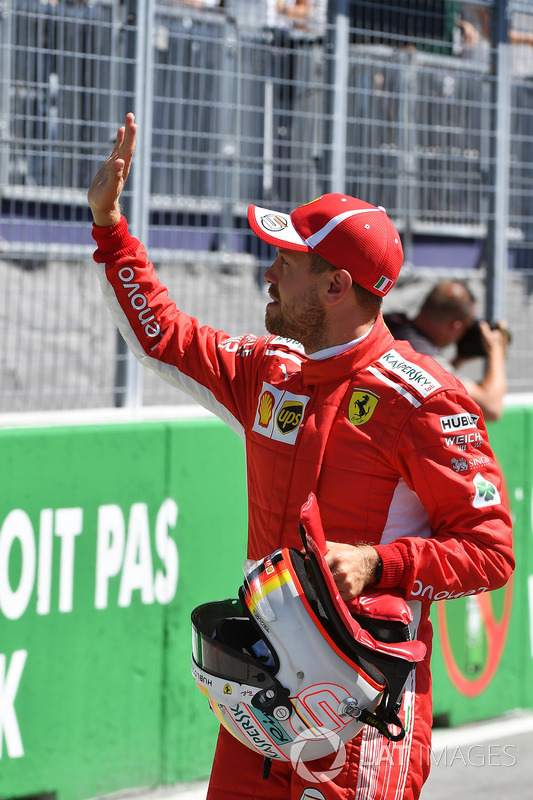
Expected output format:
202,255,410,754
265,286,329,353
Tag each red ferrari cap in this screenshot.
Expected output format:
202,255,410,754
248,193,403,296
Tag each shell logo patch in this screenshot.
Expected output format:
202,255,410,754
258,391,275,428
348,389,379,426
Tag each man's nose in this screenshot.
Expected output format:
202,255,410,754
263,258,279,284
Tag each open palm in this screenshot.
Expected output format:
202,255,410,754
88,112,137,226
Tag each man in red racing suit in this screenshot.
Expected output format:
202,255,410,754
88,114,514,800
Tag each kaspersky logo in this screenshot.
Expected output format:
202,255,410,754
379,350,441,397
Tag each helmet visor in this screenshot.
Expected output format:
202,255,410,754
191,598,278,688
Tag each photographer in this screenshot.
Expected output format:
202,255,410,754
384,280,509,421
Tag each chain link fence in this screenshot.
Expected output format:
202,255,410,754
1,0,532,413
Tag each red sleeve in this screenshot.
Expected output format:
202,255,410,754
92,217,262,429
374,389,514,600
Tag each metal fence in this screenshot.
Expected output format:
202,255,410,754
1,0,532,413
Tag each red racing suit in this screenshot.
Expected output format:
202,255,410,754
92,218,514,800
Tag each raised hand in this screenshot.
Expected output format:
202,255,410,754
88,112,137,227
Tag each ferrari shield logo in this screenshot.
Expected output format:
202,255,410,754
348,389,379,427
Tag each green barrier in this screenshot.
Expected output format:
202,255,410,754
0,405,531,799
430,405,532,726
0,418,246,800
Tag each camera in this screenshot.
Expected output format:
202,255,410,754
456,320,511,359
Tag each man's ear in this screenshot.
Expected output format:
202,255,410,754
450,318,466,336
324,269,353,306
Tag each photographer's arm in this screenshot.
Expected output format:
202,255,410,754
462,321,508,421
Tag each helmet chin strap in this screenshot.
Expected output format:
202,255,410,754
353,706,406,742
339,695,406,742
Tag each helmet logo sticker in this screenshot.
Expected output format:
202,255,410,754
223,683,232,695
348,389,379,427
225,702,291,755
264,555,275,575
251,704,293,744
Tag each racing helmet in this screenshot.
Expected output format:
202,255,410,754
191,493,426,764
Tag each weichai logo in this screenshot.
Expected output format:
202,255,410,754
276,401,304,435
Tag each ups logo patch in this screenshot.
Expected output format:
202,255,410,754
276,401,304,435
252,382,309,444
348,389,379,427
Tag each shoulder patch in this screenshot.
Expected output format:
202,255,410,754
472,472,501,508
378,349,441,399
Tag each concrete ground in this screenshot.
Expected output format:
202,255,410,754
109,710,533,800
